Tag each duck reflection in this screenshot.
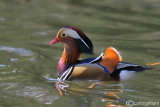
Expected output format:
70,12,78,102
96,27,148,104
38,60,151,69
55,81,126,107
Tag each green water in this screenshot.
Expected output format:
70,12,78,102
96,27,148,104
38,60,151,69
0,0,160,107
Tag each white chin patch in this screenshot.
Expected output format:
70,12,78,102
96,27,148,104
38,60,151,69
120,70,136,81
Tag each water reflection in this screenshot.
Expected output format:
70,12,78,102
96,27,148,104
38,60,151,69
55,81,126,106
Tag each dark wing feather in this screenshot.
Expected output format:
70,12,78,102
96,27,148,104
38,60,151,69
115,62,152,72
110,62,152,81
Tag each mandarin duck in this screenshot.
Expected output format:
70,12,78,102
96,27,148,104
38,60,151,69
50,26,149,81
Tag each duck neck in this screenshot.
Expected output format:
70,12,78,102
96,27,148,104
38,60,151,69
57,42,81,76
62,43,81,64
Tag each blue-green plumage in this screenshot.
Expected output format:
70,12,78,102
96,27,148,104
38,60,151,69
76,39,93,54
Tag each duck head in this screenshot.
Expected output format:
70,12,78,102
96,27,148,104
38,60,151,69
50,26,93,55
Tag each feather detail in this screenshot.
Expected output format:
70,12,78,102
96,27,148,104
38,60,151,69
62,37,81,64
100,47,121,74
62,26,93,54
67,63,110,81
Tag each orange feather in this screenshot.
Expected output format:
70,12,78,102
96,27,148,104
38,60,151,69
100,47,121,74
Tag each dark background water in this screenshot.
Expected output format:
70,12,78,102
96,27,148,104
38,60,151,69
0,0,160,107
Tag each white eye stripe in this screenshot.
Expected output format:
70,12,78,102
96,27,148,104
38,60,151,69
60,28,90,49
62,28,81,39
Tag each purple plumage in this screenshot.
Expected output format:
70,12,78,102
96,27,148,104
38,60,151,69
57,57,71,77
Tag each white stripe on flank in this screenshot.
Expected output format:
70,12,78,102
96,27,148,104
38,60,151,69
59,66,73,80
62,67,73,80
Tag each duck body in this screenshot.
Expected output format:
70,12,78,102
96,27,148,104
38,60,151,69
58,53,111,81
50,26,149,81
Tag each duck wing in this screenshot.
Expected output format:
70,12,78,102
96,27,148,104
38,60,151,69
115,62,151,72
110,62,152,81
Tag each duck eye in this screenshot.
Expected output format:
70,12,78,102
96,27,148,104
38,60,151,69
61,34,66,37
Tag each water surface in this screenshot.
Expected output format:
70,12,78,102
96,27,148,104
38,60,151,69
0,0,160,107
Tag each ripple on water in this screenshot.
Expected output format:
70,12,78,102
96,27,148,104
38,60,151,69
0,83,59,105
10,58,19,61
0,17,5,21
0,46,33,56
14,86,59,104
0,64,6,67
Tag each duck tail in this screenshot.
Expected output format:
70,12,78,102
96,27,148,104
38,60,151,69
100,47,122,74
